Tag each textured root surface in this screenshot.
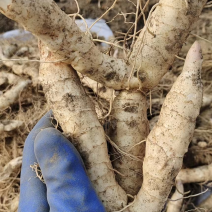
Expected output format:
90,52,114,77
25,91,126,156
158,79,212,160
0,0,141,90
39,42,127,211
2,0,207,91
166,181,184,212
127,42,203,212
129,0,207,90
0,1,211,211
177,163,212,183
110,90,149,195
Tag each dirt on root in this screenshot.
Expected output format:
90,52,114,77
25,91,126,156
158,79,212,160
0,1,212,212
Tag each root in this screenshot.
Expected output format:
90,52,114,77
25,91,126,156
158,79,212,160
129,0,207,90
106,134,142,162
1,0,207,91
202,93,212,108
30,162,45,184
191,33,212,45
0,0,141,90
0,72,31,110
0,43,39,86
79,73,114,102
39,42,127,211
0,1,209,212
109,90,149,195
167,181,184,212
177,164,212,184
127,42,203,212
0,120,23,133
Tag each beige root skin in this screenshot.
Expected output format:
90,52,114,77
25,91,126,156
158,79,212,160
39,42,127,211
110,91,149,195
126,42,203,212
0,0,12,12
0,1,207,211
149,93,212,114
177,164,212,184
202,94,212,108
166,181,184,212
130,0,207,90
0,72,31,110
0,0,207,91
79,73,114,102
0,0,140,90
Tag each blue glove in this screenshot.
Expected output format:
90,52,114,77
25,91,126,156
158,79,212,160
18,111,106,212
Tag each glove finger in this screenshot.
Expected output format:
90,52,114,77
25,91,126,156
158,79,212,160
34,128,106,212
18,111,54,212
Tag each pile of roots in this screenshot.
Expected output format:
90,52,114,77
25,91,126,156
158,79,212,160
0,1,212,211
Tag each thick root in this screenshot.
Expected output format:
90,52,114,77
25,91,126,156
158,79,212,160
177,163,212,183
110,90,149,195
130,0,207,90
0,0,207,91
166,181,184,212
127,42,203,212
39,42,127,211
0,0,140,90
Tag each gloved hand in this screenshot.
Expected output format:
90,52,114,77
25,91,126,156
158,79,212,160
18,111,106,212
